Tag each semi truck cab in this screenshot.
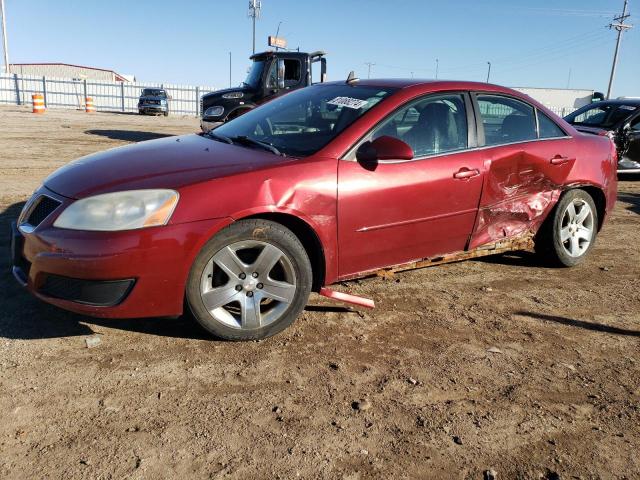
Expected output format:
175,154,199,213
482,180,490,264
200,50,326,132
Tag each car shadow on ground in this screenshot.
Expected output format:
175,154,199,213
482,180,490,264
516,311,640,337
618,192,640,215
474,251,546,268
84,129,174,142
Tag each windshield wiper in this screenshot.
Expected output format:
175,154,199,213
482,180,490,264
230,135,283,156
206,132,233,144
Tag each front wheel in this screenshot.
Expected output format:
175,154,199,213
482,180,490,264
186,219,312,340
535,189,598,267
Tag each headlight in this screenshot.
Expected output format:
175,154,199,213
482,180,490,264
204,106,224,117
54,189,179,231
222,92,243,99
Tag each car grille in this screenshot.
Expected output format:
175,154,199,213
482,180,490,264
21,195,61,227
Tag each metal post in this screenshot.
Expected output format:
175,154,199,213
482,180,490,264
120,82,125,112
274,21,282,51
365,62,375,79
1,0,9,73
229,51,232,87
248,0,261,55
195,86,200,116
486,62,491,83
83,79,87,104
606,0,632,99
435,59,439,79
13,72,19,105
42,76,47,107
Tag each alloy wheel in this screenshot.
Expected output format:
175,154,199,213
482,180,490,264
559,198,594,258
199,240,297,329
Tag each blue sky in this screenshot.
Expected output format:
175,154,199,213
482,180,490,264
4,0,638,96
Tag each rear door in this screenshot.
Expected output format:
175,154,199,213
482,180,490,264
468,93,575,249
337,92,485,277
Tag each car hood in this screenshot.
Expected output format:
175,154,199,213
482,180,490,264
44,134,293,199
201,87,252,101
139,96,167,101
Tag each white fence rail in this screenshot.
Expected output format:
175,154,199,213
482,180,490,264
0,73,216,116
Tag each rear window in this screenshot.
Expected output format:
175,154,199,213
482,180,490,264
537,111,566,139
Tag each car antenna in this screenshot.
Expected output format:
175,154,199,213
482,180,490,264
346,71,359,85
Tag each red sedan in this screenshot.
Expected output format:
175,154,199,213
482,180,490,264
10,79,617,340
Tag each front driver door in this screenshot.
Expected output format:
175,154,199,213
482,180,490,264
337,92,484,278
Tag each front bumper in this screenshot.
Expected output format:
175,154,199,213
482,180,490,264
139,104,168,114
200,119,223,133
10,189,231,318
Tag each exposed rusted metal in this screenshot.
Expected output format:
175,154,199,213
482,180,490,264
341,231,536,281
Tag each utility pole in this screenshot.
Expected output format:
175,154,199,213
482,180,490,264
435,58,439,79
229,52,232,87
1,0,9,73
486,61,491,83
248,0,262,55
606,0,632,99
364,62,375,79
566,67,572,89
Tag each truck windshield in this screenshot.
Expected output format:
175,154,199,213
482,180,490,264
211,84,396,157
142,89,166,97
243,61,265,88
565,103,638,129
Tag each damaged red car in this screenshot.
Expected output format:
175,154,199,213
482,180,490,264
11,79,617,340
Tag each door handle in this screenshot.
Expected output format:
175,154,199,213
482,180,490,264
453,168,480,179
550,155,572,165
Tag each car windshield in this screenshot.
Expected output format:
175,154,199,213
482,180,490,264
211,84,396,157
142,89,166,97
565,103,638,128
243,60,265,88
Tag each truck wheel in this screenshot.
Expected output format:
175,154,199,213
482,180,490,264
163,111,168,117
186,219,312,341
535,189,598,267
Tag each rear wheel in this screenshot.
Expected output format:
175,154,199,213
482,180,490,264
186,219,312,340
535,189,598,267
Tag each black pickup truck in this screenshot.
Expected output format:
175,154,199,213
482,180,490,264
200,50,326,132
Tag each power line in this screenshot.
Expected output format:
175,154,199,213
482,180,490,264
606,0,633,99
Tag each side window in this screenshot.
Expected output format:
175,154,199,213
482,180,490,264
477,95,537,146
371,94,468,157
630,116,640,131
283,59,301,86
537,110,566,139
266,62,277,89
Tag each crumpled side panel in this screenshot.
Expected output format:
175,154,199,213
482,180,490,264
469,151,563,250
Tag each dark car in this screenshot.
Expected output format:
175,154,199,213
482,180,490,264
564,99,640,173
138,88,169,116
11,80,617,341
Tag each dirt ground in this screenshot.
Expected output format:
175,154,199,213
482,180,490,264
0,106,638,480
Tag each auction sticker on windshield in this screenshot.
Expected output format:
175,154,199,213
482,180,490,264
327,97,370,109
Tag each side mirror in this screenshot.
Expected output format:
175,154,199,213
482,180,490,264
356,136,414,164
277,58,285,89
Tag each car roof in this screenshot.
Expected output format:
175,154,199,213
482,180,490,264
321,78,527,95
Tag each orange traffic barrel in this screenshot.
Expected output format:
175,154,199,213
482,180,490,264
85,97,96,113
32,94,45,114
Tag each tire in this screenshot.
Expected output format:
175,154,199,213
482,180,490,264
186,219,312,340
163,111,168,117
535,189,598,267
